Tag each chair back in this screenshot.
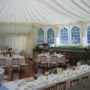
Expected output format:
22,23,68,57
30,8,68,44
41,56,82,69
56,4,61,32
43,84,56,90
40,56,47,63
51,56,58,63
33,52,38,59
70,78,79,87
12,58,19,65
56,81,66,90
0,59,6,66
81,76,89,83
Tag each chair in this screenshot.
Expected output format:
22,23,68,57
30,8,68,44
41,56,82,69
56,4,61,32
12,58,20,72
12,58,20,80
33,59,40,74
49,51,54,56
58,57,66,68
70,78,80,88
50,56,58,68
67,85,90,90
12,58,19,67
43,84,56,90
56,81,66,90
0,59,11,81
7,66,13,81
34,57,40,68
40,56,48,72
0,59,6,68
33,52,38,59
20,59,28,74
81,76,89,83
20,50,26,57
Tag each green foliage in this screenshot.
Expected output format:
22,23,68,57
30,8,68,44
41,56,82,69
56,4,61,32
32,44,43,53
87,60,90,65
83,60,90,65
49,46,85,51
33,43,49,53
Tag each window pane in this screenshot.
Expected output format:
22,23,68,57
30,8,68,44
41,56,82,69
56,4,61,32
61,27,68,44
47,28,54,46
87,26,90,44
71,26,80,44
38,28,44,44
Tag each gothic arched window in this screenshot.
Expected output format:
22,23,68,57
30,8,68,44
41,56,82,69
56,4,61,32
71,26,80,44
87,26,90,44
47,28,54,46
38,28,44,44
61,27,68,44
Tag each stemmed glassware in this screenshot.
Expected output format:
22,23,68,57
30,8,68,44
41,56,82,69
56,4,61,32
45,71,49,80
0,84,1,87
13,73,20,90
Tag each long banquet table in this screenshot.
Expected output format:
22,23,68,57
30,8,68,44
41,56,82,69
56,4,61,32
0,65,90,90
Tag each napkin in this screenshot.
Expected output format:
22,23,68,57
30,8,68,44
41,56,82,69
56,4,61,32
24,88,29,90
24,77,34,82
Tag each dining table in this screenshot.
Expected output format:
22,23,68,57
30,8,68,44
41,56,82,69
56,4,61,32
37,53,65,63
0,55,25,66
0,65,90,90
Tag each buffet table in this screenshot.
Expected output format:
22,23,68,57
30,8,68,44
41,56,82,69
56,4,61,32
1,65,90,90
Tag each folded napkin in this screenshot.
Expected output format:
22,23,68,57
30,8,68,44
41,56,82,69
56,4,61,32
24,77,34,82
24,88,29,90
28,84,37,89
42,81,49,85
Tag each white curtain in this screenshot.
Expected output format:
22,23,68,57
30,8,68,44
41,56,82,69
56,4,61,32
0,35,28,50
0,24,31,34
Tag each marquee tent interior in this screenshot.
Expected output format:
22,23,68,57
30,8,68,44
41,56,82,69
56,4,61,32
0,0,90,24
0,0,90,55
0,0,90,90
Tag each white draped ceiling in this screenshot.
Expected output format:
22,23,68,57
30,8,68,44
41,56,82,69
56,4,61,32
0,0,90,24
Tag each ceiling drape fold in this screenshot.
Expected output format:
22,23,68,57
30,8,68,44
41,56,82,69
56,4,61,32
0,0,89,24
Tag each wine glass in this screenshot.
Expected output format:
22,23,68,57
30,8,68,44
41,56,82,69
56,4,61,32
0,84,1,87
13,73,20,90
13,73,19,81
45,72,49,80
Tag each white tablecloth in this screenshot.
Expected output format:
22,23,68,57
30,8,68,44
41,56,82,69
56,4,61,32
37,54,64,63
1,65,90,90
0,68,4,81
0,55,25,66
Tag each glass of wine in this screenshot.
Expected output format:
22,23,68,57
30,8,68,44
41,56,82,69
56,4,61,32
45,72,49,80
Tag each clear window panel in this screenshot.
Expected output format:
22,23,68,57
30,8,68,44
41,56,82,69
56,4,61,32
38,28,44,44
87,26,90,44
61,27,68,44
47,28,54,46
71,26,80,44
